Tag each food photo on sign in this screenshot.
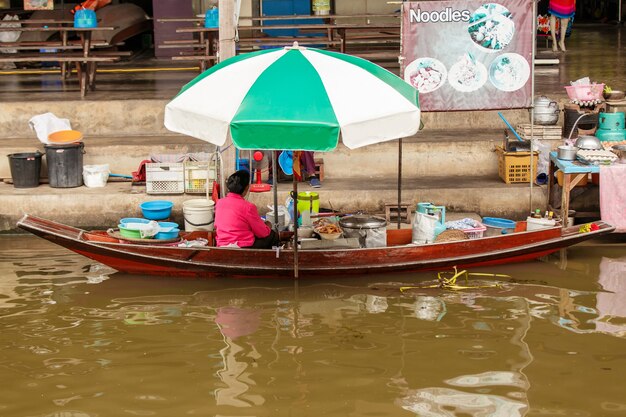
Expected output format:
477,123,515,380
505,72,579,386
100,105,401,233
401,0,534,111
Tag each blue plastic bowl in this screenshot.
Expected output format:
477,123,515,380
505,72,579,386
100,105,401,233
157,221,179,229
120,217,150,225
482,217,517,236
155,228,180,240
140,200,173,220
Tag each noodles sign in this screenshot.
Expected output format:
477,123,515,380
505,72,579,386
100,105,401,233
401,0,534,111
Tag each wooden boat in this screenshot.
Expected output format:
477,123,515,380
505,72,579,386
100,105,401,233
17,214,614,278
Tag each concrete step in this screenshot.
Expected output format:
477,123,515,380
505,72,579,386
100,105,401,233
1,130,560,180
0,97,569,139
0,175,549,232
0,134,214,180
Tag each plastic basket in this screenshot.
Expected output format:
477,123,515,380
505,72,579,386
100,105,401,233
564,84,604,101
146,163,184,194
462,223,487,239
495,146,539,184
184,161,218,194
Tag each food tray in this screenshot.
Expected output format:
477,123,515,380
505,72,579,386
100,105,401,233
576,149,618,165
516,124,562,140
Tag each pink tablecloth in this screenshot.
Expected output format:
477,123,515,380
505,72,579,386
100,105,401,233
600,164,626,233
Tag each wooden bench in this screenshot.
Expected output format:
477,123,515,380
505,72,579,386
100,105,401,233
0,54,120,96
0,25,122,96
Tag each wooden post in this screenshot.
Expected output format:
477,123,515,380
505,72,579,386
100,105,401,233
293,153,299,279
218,0,236,62
397,138,403,229
218,0,237,176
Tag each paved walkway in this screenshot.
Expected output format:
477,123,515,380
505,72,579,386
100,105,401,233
0,24,624,101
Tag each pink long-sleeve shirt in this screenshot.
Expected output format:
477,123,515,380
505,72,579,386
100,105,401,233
214,193,271,247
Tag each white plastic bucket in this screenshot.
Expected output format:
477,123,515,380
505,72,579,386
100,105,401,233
183,198,215,231
526,216,557,231
83,164,109,188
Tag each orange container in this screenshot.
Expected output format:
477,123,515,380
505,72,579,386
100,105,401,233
556,170,588,187
48,130,83,144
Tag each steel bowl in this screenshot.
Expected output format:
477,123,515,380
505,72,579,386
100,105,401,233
603,90,626,101
574,135,603,150
557,145,579,160
612,144,626,163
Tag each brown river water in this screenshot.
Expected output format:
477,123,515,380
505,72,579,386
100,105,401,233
1,235,625,417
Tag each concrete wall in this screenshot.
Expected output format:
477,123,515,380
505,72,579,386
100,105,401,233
0,98,537,138
0,99,171,139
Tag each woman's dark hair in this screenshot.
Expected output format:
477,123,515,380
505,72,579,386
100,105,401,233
226,170,250,195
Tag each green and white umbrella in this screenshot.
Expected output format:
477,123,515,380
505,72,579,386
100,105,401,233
165,43,420,151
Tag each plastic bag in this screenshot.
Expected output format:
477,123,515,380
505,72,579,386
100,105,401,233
533,139,551,176
0,15,21,54
284,196,294,225
124,221,160,239
412,212,437,244
28,113,72,144
267,204,288,230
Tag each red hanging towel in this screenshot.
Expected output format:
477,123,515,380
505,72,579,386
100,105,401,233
131,159,151,182
71,0,111,14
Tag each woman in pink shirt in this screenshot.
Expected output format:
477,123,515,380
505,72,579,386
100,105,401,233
214,170,279,249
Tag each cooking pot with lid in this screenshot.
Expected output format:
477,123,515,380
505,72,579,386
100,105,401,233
339,215,387,248
530,96,559,125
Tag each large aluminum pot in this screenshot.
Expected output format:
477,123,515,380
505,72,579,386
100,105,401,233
339,215,387,248
557,145,578,160
530,96,559,125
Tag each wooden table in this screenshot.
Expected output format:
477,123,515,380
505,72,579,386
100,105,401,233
547,151,600,228
0,25,118,96
157,18,400,70
171,26,219,71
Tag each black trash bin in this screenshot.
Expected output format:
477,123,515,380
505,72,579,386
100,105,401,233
7,152,42,188
44,142,84,188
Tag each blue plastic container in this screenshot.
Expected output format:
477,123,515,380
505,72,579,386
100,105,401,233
204,7,219,28
157,221,179,229
482,217,517,236
74,9,97,28
120,217,150,225
155,228,180,240
140,200,173,220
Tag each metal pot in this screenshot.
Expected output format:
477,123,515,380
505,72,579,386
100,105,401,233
557,145,578,160
339,215,387,248
531,96,559,125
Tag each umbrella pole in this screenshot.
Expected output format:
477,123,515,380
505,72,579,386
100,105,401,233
292,153,299,279
272,151,279,229
397,138,403,230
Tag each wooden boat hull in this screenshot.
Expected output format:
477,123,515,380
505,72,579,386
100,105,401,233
17,215,615,278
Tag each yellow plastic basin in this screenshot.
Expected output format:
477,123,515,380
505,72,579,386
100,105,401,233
48,130,83,144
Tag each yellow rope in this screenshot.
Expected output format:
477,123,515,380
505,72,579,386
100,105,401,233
400,266,510,292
